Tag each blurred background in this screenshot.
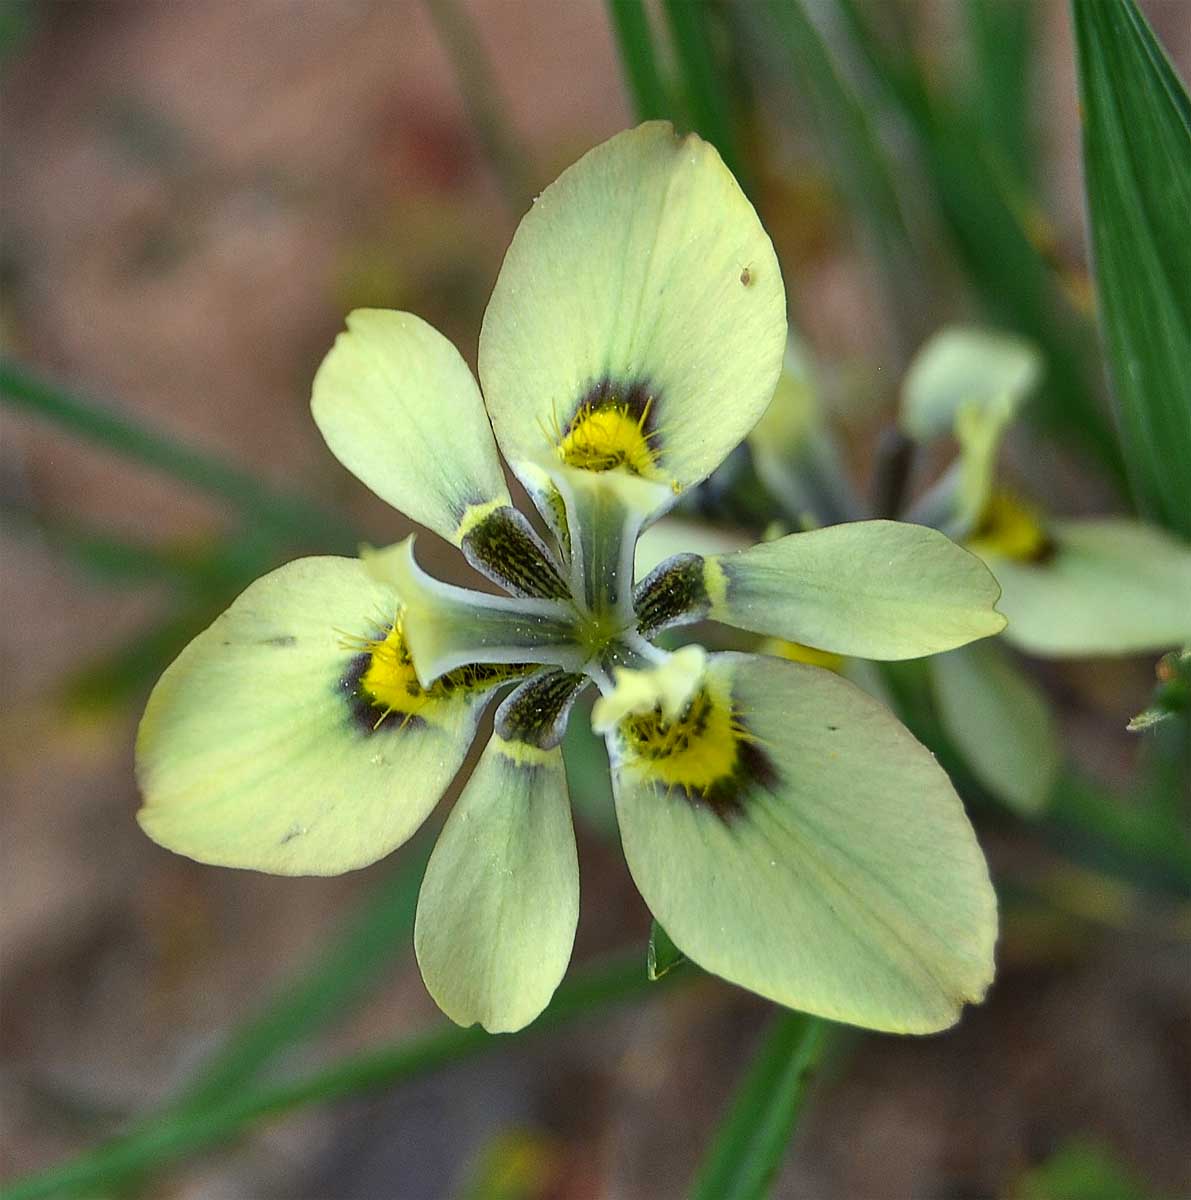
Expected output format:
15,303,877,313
2,2,1189,1197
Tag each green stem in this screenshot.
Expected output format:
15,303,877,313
0,359,357,550
689,1011,832,1200
423,0,534,212
661,0,746,187
606,0,670,121
1,952,665,1200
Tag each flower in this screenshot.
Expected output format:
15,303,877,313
136,124,1005,1035
900,327,1191,660
750,325,1191,815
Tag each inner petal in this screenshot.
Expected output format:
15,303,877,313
347,613,530,732
494,668,589,750
370,536,586,684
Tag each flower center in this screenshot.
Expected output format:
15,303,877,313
558,400,658,475
621,681,741,793
966,490,1053,562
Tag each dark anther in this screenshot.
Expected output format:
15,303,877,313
633,553,710,638
495,669,588,750
462,506,571,600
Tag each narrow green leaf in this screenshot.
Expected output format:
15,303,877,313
1046,769,1191,897
0,501,241,591
0,359,357,549
178,841,431,1111
753,0,920,332
964,0,1036,187
606,0,671,122
831,0,1125,484
65,602,233,713
0,952,670,1200
689,1011,832,1200
1073,0,1191,537
661,0,746,186
109,844,430,1196
646,918,687,980
422,0,533,212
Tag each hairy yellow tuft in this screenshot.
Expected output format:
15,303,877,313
556,399,659,476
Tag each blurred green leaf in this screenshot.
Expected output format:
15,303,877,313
647,918,687,980
831,0,1125,484
606,0,671,122
1047,767,1191,897
751,0,921,337
690,1011,832,1200
1013,1136,1161,1200
64,601,233,713
964,0,1036,188
1073,0,1191,538
1,952,668,1200
662,0,746,186
423,0,533,212
0,0,35,65
0,501,245,592
177,839,432,1113
0,359,357,550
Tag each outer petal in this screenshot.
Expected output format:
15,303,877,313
136,558,487,875
707,520,1006,659
414,735,579,1033
479,122,786,494
986,519,1191,656
312,309,510,545
931,642,1060,815
611,653,997,1033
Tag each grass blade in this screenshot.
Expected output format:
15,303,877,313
423,0,533,212
831,0,1125,484
0,952,663,1200
1073,0,1191,537
606,0,670,122
0,501,241,591
689,1011,832,1200
177,841,432,1112
0,359,356,549
964,0,1036,187
661,0,746,185
752,0,922,347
